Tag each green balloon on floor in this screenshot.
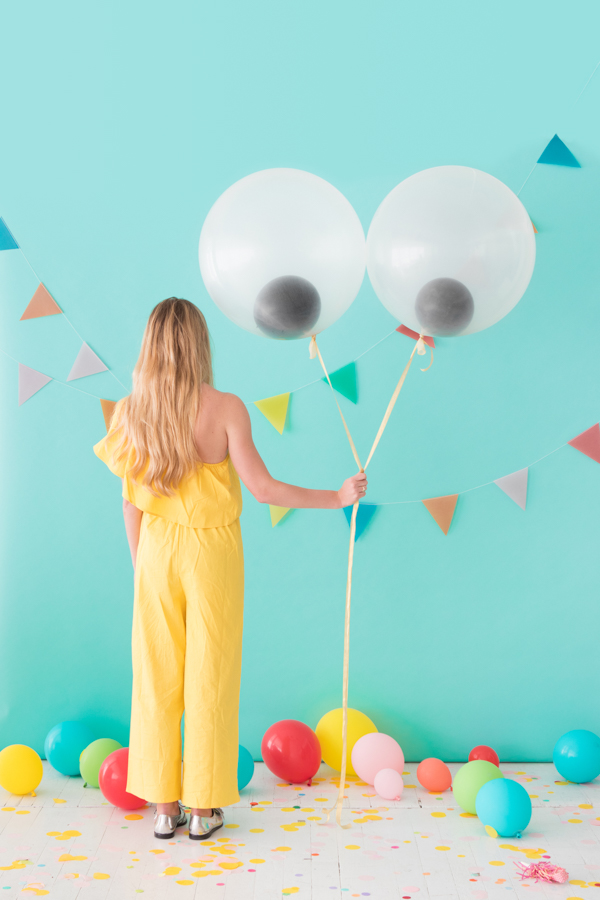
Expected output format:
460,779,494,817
452,759,504,814
80,739,123,788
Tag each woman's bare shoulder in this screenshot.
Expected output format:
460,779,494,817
201,385,247,418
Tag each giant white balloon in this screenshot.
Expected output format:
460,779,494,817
366,166,536,337
199,168,366,340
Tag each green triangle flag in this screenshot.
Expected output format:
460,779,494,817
537,134,580,168
322,361,357,404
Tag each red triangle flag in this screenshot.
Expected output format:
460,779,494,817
20,284,62,320
568,423,600,464
396,325,435,348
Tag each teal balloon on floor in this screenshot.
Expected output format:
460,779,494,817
44,721,96,776
238,744,255,791
553,730,600,784
476,777,532,838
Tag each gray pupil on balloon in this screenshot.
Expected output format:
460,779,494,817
415,277,474,336
254,275,321,339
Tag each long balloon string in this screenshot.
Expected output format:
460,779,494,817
310,334,428,826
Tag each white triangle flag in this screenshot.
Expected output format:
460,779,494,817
19,363,52,406
494,467,528,510
67,342,108,381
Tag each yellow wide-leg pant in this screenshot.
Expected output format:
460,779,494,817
126,512,244,808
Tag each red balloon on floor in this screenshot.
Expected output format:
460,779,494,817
469,745,500,767
99,748,146,809
417,757,452,792
261,719,321,784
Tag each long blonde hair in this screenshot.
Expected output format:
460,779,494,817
111,297,213,496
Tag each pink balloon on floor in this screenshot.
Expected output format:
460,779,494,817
374,768,404,800
351,732,404,785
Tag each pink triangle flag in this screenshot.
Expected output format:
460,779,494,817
67,342,108,381
494,467,528,510
568,424,600,464
18,363,52,406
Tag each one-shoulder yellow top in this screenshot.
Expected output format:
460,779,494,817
93,402,242,529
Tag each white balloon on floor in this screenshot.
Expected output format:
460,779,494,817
199,168,366,340
366,166,536,337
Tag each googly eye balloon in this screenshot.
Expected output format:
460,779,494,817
199,168,366,340
366,166,536,337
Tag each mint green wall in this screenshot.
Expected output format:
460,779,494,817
1,0,599,763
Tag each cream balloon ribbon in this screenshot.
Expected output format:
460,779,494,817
310,333,429,826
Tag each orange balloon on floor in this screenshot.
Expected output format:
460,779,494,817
417,757,452,792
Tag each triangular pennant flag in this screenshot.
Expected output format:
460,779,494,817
494,467,528,510
537,134,581,168
253,392,290,434
100,399,117,432
270,505,291,527
568,423,600,464
422,494,458,535
20,283,62,320
342,503,377,541
396,325,435,348
18,363,52,406
531,220,538,234
322,361,358,404
67,342,108,381
0,217,19,251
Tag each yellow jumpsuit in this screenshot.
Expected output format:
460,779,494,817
94,417,244,809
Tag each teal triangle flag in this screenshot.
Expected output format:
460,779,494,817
343,503,377,541
322,361,357,403
537,134,580,168
0,217,19,251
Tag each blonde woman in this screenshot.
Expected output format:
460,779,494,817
94,297,367,840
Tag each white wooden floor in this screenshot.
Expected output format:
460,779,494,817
1,762,599,899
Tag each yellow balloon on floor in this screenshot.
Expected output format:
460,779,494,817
0,744,43,795
315,709,377,775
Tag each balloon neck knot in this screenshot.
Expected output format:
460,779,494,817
309,335,317,359
416,335,427,355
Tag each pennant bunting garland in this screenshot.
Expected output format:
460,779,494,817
343,503,377,541
422,494,458,535
0,217,19,251
537,134,581,168
67,343,108,381
494,467,528,510
18,363,52,406
269,505,291,527
254,392,290,434
322,361,358,404
568,423,600,464
396,325,435,347
100,399,118,432
20,284,62,320
532,221,539,234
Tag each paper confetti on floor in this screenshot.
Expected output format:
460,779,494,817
0,763,599,898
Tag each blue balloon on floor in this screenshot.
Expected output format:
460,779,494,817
44,721,96,776
238,744,255,791
476,777,532,838
553,730,600,783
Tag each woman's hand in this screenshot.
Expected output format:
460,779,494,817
337,473,368,507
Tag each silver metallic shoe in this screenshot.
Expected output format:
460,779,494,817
153,802,188,839
189,807,224,840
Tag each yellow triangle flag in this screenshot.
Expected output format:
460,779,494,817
422,494,458,535
270,505,291,527
254,392,290,434
100,399,117,432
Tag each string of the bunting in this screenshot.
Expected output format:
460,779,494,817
0,215,128,392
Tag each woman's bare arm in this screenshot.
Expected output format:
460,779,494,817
122,492,143,568
225,394,367,508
